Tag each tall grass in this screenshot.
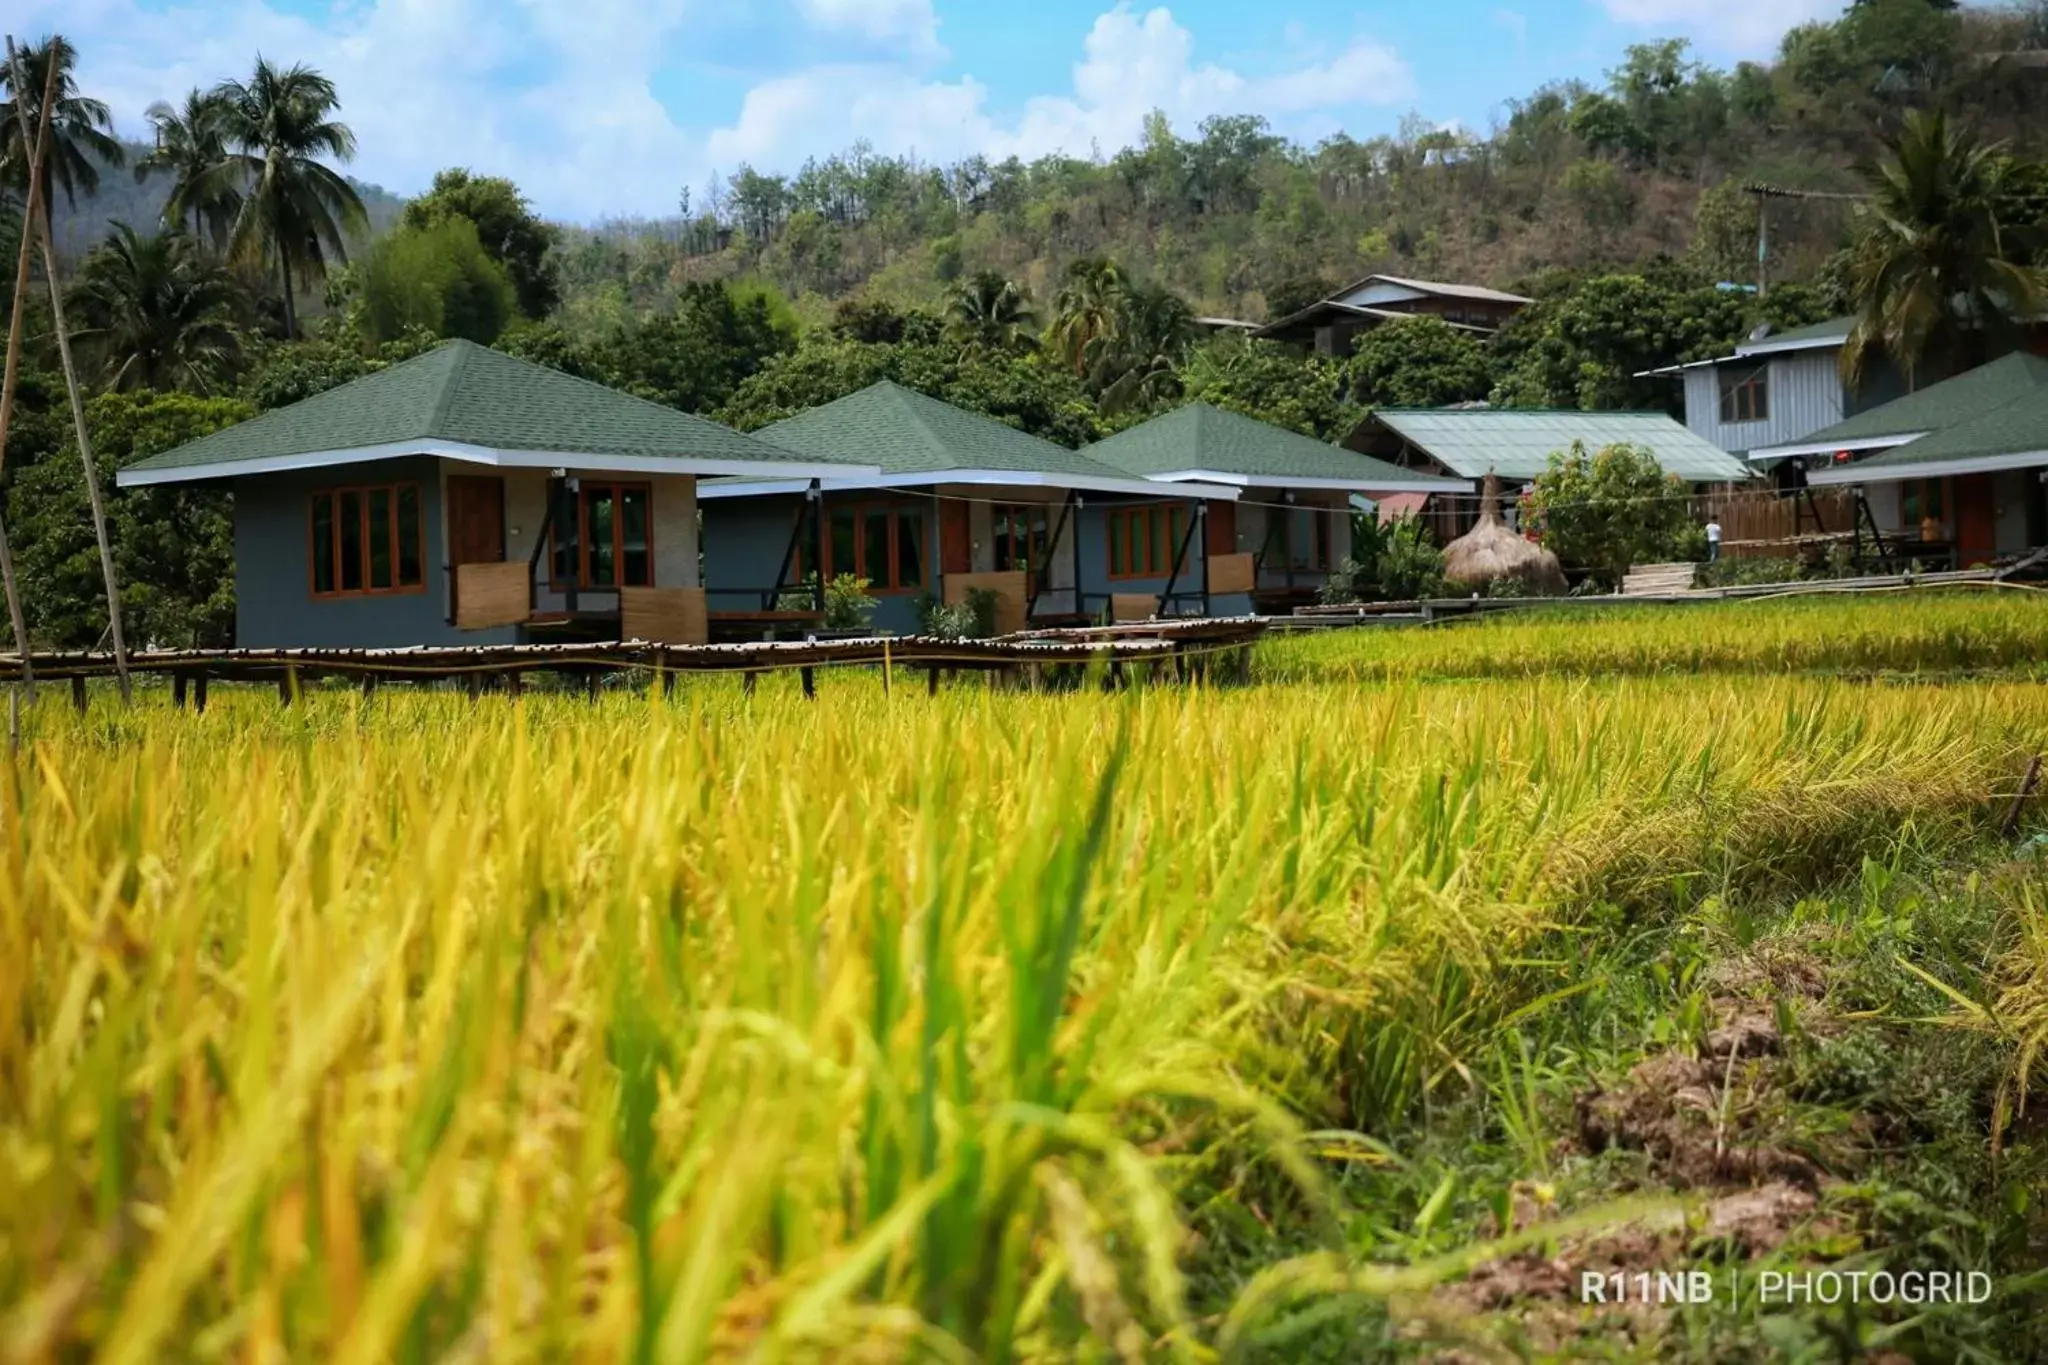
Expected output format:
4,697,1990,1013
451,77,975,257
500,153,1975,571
1,660,2042,1359
1259,591,2048,683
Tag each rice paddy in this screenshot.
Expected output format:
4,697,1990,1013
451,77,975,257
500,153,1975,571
4,593,2047,1361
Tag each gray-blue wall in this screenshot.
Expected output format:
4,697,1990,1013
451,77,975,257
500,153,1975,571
233,457,519,649
1072,497,1213,618
704,490,1239,630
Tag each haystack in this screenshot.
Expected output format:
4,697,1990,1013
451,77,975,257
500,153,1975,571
1442,472,1568,596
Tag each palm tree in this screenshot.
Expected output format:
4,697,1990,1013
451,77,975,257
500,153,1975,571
212,58,366,339
1098,280,1198,414
0,36,124,241
947,270,1037,360
1842,110,2046,388
1046,256,1124,377
134,89,240,252
70,223,240,392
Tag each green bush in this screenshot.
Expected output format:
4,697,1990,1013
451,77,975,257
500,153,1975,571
823,573,878,630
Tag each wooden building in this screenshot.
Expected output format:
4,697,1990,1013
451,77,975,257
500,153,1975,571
1085,402,1468,612
699,382,1243,633
112,341,869,648
1253,275,1531,356
1750,351,2048,566
1347,408,1754,543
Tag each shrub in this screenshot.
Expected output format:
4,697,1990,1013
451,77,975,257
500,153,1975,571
823,573,878,630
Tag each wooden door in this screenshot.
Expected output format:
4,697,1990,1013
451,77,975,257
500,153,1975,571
939,499,972,575
447,475,506,564
1954,473,1997,566
1205,499,1236,556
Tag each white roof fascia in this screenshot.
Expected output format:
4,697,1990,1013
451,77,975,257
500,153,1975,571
1746,432,1925,462
114,439,874,488
1806,450,2048,485
1140,468,1471,493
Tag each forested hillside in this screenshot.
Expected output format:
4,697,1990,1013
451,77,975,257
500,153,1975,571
551,0,2048,325
47,143,404,262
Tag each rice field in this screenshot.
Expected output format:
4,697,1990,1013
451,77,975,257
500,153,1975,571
1259,587,2048,683
4,594,2047,1362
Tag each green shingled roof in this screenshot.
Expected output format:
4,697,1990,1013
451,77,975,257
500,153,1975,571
755,381,1146,483
118,339,838,482
1086,402,1466,488
1367,409,1753,482
1841,383,2048,472
1759,351,2048,454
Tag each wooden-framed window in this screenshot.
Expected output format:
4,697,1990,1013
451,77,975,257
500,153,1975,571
552,481,653,589
991,503,1052,574
1900,477,1947,533
1106,503,1186,579
310,482,425,597
820,502,925,592
1718,364,1770,424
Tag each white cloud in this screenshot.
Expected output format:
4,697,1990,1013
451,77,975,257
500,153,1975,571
706,5,1414,176
28,0,1414,222
1597,0,1842,59
794,0,943,57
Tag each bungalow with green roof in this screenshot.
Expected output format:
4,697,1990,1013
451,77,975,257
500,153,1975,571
112,340,870,648
698,381,1243,634
1347,407,1752,542
1085,402,1468,609
1747,352,2048,565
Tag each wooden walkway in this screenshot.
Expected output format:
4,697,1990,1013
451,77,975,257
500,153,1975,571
0,617,1269,702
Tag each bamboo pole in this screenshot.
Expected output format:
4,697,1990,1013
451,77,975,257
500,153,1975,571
7,36,130,703
0,39,57,700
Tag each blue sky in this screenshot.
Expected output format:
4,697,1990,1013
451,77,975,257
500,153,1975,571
29,0,1845,222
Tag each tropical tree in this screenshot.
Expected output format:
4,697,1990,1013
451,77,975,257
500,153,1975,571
1525,441,1688,589
1097,279,1197,413
212,59,366,339
1045,256,1124,377
946,270,1036,360
402,168,561,320
1842,110,2047,388
69,223,241,392
0,35,125,238
134,89,240,251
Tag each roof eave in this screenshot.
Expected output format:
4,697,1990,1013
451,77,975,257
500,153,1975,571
113,439,874,488
1139,468,1471,493
1807,450,2048,484
698,468,1240,501
1746,432,1924,461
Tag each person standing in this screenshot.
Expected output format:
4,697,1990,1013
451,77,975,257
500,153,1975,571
1704,517,1723,563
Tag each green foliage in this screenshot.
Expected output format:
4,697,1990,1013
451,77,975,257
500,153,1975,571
603,281,800,413
1841,110,2047,386
0,36,125,218
356,216,518,346
1344,316,1492,408
403,168,561,320
210,58,367,340
822,573,878,630
916,587,998,639
946,271,1037,360
6,390,250,649
1175,338,1359,441
1321,513,1446,602
1525,441,1689,588
68,224,241,392
1491,268,1827,411
719,337,1100,446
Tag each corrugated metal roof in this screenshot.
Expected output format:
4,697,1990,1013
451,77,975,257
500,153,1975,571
1734,316,1854,356
1358,274,1533,305
1368,409,1754,482
119,340,819,478
1088,403,1465,488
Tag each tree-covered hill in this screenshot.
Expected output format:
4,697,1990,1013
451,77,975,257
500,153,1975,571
551,0,2048,325
46,141,405,263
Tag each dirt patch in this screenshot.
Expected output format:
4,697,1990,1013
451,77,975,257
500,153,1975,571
1572,1040,1824,1190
